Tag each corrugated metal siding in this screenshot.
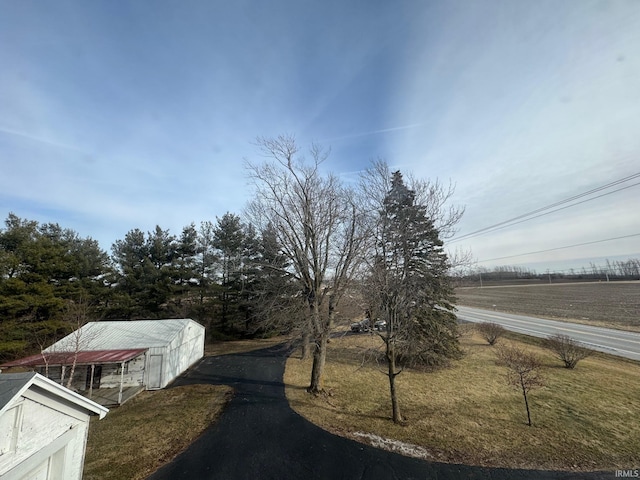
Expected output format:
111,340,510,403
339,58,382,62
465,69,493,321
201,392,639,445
1,349,147,368
159,321,205,388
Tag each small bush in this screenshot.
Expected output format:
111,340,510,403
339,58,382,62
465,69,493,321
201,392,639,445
476,322,506,345
544,334,592,369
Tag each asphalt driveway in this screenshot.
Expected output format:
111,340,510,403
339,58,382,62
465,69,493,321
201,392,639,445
147,344,611,480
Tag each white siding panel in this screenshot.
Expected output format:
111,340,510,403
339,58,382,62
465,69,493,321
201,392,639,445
99,355,145,389
162,322,204,388
0,396,89,480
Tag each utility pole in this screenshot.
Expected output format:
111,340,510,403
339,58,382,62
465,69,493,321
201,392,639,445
479,271,483,288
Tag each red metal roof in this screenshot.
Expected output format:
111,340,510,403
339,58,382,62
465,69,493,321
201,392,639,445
0,349,147,368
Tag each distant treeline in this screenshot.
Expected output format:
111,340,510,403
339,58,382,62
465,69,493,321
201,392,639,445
454,259,640,287
0,212,290,361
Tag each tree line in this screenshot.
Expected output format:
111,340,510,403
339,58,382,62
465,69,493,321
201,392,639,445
0,211,290,360
454,259,640,287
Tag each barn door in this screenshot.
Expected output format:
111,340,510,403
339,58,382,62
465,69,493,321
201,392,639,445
148,355,163,389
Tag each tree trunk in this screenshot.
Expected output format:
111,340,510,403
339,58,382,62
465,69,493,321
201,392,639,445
387,341,403,423
221,290,228,328
308,332,328,394
308,295,336,394
308,295,333,394
521,379,532,426
66,362,76,389
301,330,311,359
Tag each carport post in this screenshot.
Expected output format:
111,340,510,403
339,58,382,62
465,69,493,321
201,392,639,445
118,361,125,404
89,364,95,398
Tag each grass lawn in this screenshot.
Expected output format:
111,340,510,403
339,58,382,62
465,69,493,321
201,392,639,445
84,336,286,480
83,384,233,480
285,328,640,471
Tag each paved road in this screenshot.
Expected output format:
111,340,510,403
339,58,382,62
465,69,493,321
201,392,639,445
456,305,640,361
147,344,610,480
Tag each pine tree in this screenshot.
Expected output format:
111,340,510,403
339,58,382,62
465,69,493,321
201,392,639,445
368,171,461,423
213,213,245,331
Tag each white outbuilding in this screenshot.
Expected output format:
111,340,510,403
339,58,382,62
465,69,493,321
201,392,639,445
45,319,205,391
0,372,108,480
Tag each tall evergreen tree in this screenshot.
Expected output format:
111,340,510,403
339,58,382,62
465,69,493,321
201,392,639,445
212,213,245,331
173,223,199,312
0,214,110,359
242,222,300,335
195,220,219,302
366,171,461,423
145,226,177,314
111,226,177,318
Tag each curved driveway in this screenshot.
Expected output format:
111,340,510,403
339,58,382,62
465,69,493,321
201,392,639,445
148,344,610,480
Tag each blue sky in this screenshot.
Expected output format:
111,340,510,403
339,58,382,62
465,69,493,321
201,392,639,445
1,0,639,272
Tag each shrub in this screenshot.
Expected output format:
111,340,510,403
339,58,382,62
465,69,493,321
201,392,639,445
476,322,506,346
544,334,592,369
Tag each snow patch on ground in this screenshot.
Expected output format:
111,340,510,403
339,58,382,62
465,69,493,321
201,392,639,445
352,432,434,460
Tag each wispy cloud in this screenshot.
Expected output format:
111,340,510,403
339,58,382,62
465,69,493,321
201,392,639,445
0,125,89,156
320,123,422,143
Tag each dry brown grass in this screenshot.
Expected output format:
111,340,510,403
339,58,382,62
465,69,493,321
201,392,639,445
84,384,232,480
285,330,640,471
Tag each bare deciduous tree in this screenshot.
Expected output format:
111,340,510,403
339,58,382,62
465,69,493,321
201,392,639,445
495,344,545,426
544,334,592,369
60,298,96,389
245,135,366,394
38,297,100,389
476,322,506,346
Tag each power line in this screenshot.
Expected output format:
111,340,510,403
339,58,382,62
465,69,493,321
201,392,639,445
459,181,640,240
476,233,640,263
450,172,640,243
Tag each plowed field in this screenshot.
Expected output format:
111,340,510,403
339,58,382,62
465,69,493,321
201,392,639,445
455,281,640,331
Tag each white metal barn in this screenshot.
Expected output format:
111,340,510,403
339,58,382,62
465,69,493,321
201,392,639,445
0,372,107,480
45,319,205,390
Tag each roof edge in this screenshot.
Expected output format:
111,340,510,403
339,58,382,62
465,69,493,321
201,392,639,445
0,373,108,419
32,373,109,419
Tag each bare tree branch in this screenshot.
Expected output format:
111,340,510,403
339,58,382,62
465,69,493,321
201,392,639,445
245,136,367,393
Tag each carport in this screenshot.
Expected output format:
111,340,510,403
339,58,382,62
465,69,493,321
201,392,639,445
0,348,147,406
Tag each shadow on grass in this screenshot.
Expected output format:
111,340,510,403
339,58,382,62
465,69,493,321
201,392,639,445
288,396,392,422
285,384,309,391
